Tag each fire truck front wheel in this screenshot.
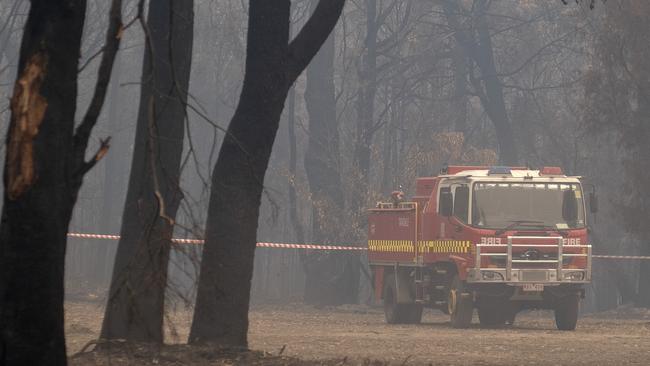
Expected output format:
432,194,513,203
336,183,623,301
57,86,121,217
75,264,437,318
383,273,422,324
554,294,580,331
448,275,473,328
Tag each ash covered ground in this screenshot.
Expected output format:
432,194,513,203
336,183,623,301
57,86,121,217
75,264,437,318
67,301,650,365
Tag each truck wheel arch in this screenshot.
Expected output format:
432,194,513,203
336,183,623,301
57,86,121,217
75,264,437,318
377,266,413,303
448,255,470,280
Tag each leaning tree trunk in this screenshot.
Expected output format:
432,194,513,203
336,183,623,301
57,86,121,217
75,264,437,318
189,0,345,348
0,1,122,364
101,0,193,343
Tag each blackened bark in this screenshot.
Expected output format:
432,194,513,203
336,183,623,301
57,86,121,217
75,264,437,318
101,0,193,343
1,0,121,364
442,0,518,165
472,1,517,165
96,53,122,285
189,0,345,347
355,0,378,189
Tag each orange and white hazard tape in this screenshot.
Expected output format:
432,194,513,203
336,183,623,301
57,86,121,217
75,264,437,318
593,255,650,260
66,233,650,258
67,232,364,251
257,242,364,250
67,232,204,244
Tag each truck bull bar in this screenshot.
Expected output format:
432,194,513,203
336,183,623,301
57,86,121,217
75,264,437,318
467,236,592,284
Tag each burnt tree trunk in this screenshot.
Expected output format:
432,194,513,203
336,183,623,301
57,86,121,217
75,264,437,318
442,0,518,165
0,1,121,364
96,53,122,285
101,0,193,343
189,0,345,348
354,0,378,192
472,1,517,165
303,30,357,305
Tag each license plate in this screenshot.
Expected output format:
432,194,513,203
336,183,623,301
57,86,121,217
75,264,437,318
522,283,544,292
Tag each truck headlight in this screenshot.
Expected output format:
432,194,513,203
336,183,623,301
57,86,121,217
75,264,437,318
482,271,504,281
563,271,584,281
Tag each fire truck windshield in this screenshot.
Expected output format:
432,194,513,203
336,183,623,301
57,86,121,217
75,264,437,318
471,182,585,230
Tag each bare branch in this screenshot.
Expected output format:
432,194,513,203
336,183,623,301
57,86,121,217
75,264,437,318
77,137,111,177
286,0,345,84
73,0,123,173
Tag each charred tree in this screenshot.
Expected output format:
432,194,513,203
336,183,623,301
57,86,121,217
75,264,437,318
582,0,650,307
101,0,193,343
354,0,378,193
189,0,345,348
442,0,518,165
96,53,122,285
303,29,358,305
0,0,122,364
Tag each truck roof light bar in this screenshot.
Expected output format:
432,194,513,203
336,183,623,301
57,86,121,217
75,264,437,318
540,166,564,175
488,166,512,175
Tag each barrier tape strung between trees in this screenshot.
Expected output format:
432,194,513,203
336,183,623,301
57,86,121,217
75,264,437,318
592,255,650,260
67,232,650,258
66,232,365,250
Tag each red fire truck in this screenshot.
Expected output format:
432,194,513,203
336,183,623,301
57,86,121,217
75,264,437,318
368,165,596,330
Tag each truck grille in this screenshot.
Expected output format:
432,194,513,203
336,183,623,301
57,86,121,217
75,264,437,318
489,255,571,267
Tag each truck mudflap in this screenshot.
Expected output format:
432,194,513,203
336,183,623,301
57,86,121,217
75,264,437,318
467,235,592,285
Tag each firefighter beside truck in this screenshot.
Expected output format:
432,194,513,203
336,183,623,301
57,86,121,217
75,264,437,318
368,165,596,330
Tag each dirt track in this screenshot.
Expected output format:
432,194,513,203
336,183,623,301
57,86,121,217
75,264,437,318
66,301,650,365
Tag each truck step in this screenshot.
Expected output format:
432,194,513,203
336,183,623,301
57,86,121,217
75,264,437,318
435,269,447,275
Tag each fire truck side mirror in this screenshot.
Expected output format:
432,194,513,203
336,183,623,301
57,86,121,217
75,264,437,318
439,190,453,217
589,191,598,214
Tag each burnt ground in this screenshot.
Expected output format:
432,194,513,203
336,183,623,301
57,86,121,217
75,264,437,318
66,301,650,365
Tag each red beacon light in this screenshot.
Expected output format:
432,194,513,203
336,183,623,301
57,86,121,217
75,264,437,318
540,166,564,175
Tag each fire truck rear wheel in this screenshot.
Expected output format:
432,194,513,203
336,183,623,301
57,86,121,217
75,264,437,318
554,294,579,331
383,273,421,324
448,275,473,328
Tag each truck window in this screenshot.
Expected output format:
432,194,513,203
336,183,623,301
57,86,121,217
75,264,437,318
453,186,469,223
439,187,451,213
472,182,585,229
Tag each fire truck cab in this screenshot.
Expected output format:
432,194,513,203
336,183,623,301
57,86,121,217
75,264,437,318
368,165,595,330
